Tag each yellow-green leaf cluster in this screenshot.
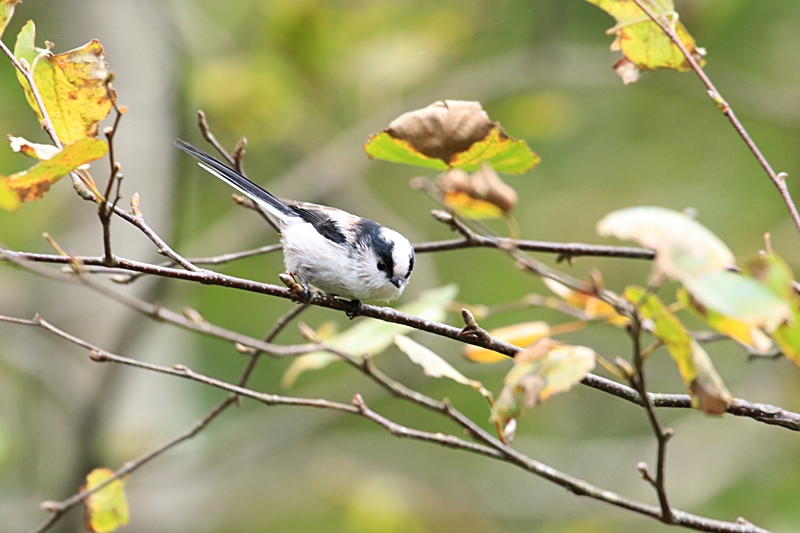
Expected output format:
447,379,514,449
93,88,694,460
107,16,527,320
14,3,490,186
585,0,705,84
599,207,800,366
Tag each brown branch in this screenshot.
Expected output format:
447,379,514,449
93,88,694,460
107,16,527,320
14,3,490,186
628,312,675,523
0,311,770,533
3,245,800,432
414,235,654,261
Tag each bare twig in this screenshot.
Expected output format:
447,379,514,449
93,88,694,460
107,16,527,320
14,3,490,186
99,82,125,265
196,110,238,168
628,312,675,523
632,0,800,234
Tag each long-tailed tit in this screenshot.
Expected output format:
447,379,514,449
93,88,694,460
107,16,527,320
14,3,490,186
175,140,415,306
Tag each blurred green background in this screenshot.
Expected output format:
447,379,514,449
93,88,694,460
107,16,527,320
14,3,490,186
1,1,800,532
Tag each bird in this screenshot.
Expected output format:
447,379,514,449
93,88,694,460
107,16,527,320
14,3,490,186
174,140,415,311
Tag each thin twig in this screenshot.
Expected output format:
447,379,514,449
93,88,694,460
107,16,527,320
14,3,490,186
99,82,125,265
628,311,675,523
196,110,238,168
631,0,800,234
414,235,654,260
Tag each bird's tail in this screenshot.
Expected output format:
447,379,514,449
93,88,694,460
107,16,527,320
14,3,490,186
174,139,295,221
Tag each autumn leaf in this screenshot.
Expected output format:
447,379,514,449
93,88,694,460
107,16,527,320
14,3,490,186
14,21,114,145
543,277,629,326
1,137,108,209
437,164,518,219
491,339,596,426
82,468,129,533
585,0,705,84
364,100,539,174
464,321,551,364
771,306,800,368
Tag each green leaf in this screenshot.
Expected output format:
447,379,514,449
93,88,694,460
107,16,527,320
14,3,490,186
82,468,129,533
625,286,692,378
364,100,539,174
2,137,108,207
491,340,596,427
597,206,735,282
14,21,114,144
585,0,705,83
364,132,450,172
626,286,731,414
682,271,791,333
0,0,21,39
745,251,795,300
282,284,458,387
394,335,492,398
678,288,773,354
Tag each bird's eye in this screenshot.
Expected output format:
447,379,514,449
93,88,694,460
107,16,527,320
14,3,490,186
376,260,386,271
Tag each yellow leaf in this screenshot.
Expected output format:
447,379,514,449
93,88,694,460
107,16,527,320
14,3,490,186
82,468,129,533
771,305,800,368
438,165,518,220
491,340,596,426
14,21,114,145
688,340,732,415
0,180,20,211
3,137,108,205
464,321,551,363
543,277,628,325
597,206,735,283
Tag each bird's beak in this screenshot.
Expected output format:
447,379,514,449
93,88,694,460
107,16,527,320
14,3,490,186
390,277,403,289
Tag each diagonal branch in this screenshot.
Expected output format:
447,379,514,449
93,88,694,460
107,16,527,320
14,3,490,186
632,0,800,234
